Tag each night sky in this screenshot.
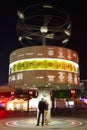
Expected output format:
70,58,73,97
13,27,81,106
0,0,87,85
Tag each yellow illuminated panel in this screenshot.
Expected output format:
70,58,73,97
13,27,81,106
46,59,57,69
9,58,79,74
35,59,45,69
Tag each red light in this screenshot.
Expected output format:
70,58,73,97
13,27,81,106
71,90,75,93
29,91,33,94
11,91,15,95
71,90,75,98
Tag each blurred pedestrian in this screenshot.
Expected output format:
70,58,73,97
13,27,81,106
44,100,49,125
36,98,46,126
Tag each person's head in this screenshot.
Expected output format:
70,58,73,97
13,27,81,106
41,98,44,101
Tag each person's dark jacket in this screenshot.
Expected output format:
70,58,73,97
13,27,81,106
38,100,46,111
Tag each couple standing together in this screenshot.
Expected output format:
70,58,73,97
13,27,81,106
36,98,49,126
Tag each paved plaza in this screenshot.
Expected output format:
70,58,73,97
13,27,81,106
0,116,87,130
0,109,87,130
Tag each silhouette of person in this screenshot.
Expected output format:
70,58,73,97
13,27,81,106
36,98,46,126
44,100,49,125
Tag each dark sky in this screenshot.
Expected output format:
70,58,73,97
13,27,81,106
0,0,87,85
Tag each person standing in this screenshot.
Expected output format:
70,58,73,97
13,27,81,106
44,100,49,125
36,98,46,126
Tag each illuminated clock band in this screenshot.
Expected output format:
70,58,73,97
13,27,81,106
9,58,79,74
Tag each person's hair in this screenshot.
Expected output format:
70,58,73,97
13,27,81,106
41,98,44,100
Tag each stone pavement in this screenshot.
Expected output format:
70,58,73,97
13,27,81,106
0,116,87,130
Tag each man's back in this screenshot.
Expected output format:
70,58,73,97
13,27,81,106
38,100,46,111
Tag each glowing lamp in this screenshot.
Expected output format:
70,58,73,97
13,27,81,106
40,26,48,33
71,90,75,98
